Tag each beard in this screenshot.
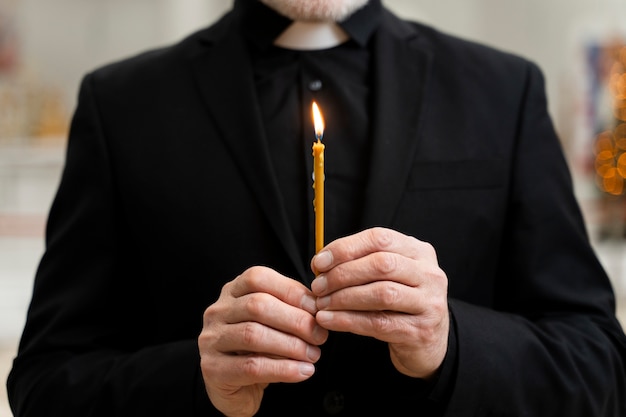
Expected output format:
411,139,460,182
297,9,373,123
259,0,369,21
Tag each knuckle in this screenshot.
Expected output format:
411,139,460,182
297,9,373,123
372,252,397,275
370,312,394,334
242,322,263,346
421,241,437,260
333,264,349,286
243,266,267,288
219,279,238,300
202,305,215,322
241,356,263,378
284,284,303,307
370,227,394,250
243,293,269,318
431,296,449,317
426,265,448,289
198,331,212,349
293,312,310,332
202,303,224,326
375,285,401,307
417,304,449,342
288,336,304,357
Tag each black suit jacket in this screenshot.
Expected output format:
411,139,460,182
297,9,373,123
8,6,626,417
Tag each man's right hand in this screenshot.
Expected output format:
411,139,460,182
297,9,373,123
198,266,328,417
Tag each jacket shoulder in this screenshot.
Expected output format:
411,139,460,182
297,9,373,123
382,8,535,82
84,9,235,91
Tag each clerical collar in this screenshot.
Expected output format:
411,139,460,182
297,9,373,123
273,21,350,50
235,0,382,52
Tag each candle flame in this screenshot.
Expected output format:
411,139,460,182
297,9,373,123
312,101,325,141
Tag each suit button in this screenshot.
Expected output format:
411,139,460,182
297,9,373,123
308,79,323,91
323,390,345,415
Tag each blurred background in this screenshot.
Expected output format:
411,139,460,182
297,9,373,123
1,0,625,414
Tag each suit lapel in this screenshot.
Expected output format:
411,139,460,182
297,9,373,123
361,14,434,228
190,25,309,281
186,9,432,277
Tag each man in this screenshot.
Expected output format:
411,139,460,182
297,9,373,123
8,0,626,416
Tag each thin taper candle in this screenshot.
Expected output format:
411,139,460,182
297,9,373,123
312,101,325,254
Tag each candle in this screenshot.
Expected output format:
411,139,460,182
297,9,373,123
311,101,325,254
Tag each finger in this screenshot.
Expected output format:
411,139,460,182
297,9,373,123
315,308,446,346
316,281,430,315
227,292,329,345
312,251,441,296
228,266,318,314
204,353,317,387
215,322,323,363
315,309,415,343
311,228,437,274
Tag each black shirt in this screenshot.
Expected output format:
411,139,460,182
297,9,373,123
236,0,382,266
231,2,454,414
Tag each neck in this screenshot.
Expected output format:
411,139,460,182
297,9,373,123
273,21,349,50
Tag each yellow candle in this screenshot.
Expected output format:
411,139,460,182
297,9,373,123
311,101,325,254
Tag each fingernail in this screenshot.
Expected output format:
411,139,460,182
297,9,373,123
307,345,321,362
300,363,315,377
301,295,317,314
314,251,333,270
311,275,327,295
312,325,327,344
316,296,330,310
316,311,334,324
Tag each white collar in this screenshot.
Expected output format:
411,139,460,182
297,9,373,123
273,21,350,50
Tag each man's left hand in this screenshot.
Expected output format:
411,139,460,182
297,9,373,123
311,227,449,379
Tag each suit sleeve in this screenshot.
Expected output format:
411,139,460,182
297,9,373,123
6,73,219,417
442,62,626,416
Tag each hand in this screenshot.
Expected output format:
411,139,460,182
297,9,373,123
311,227,449,379
198,266,329,417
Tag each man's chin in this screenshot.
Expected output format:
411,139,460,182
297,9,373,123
259,0,369,22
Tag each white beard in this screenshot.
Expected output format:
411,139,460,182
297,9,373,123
259,0,369,22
